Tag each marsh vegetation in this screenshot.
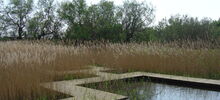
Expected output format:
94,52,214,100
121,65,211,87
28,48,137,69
0,0,220,99
0,41,220,100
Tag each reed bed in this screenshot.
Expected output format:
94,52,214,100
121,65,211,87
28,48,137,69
92,42,220,79
0,41,220,100
0,41,91,100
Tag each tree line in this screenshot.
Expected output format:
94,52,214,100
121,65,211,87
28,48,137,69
0,0,220,43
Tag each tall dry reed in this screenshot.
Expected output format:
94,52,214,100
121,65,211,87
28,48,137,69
92,42,220,79
0,41,92,100
0,41,220,100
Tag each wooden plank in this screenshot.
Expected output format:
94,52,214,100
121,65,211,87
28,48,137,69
41,66,220,100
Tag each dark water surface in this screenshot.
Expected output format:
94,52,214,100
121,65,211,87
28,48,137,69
84,81,220,100
121,82,220,100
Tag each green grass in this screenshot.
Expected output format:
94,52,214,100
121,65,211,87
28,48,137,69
54,73,97,81
82,78,153,100
35,88,72,100
103,69,137,74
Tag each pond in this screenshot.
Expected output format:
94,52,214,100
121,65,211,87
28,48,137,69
82,78,220,100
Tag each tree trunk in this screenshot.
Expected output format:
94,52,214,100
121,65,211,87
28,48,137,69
125,34,131,42
17,27,23,39
125,32,133,42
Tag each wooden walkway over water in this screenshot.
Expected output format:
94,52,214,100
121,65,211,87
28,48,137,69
42,66,220,100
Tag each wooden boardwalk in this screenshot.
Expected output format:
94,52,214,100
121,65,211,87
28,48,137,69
41,66,220,100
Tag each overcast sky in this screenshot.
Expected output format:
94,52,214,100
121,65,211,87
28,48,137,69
3,0,220,25
85,0,220,25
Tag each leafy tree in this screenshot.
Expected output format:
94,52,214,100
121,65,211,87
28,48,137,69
58,0,90,42
27,0,61,39
155,18,168,42
119,0,155,42
27,16,40,39
212,19,220,41
58,0,154,43
156,15,215,41
2,0,33,39
1,0,219,43
94,0,123,42
0,0,5,37
85,4,99,39
133,27,157,42
59,0,87,26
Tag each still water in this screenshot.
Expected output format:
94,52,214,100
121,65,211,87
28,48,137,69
115,82,220,100
84,81,220,100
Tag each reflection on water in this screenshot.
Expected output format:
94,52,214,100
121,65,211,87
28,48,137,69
83,80,220,100
119,82,220,100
